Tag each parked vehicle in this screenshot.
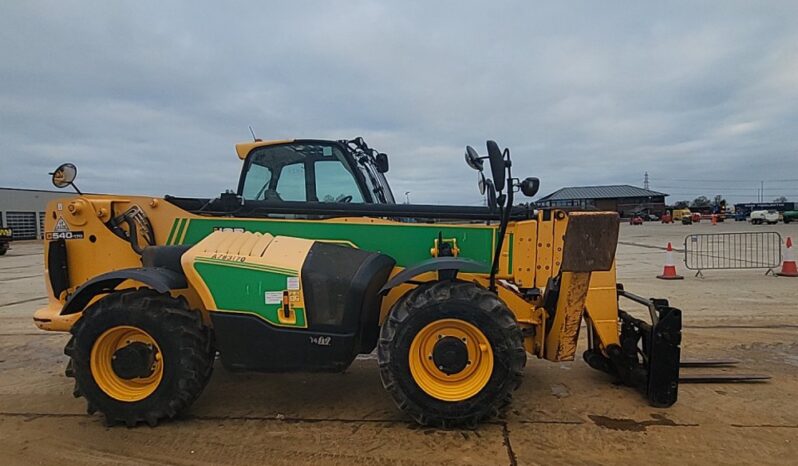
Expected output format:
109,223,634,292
681,215,693,225
750,210,779,225
0,226,12,256
672,208,692,222
734,211,747,222
783,210,798,224
645,214,659,221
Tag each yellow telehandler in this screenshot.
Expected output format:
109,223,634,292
35,138,690,427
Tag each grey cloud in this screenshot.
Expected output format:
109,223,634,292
1,1,797,204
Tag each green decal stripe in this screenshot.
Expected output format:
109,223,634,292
173,218,187,245
195,257,297,275
194,262,306,327
165,219,180,245
181,218,496,271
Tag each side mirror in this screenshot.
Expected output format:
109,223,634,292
486,140,505,192
51,163,78,189
465,146,483,171
520,177,540,197
375,153,389,173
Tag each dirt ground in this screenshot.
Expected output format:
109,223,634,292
1,220,797,465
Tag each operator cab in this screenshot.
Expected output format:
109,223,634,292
237,139,394,204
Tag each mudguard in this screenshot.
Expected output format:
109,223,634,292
61,267,187,315
379,257,487,294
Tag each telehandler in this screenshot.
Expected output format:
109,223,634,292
34,138,687,427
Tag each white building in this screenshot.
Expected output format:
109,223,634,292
0,187,73,240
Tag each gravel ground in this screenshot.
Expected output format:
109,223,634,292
1,220,796,465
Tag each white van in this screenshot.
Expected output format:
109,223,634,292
749,210,779,225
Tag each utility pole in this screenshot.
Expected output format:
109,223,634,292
644,172,650,190
404,191,411,204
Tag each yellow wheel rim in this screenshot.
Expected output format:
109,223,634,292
409,318,494,402
90,326,163,402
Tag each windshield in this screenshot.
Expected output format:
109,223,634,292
240,143,367,202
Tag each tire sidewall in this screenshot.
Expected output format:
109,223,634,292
72,298,185,416
388,296,517,420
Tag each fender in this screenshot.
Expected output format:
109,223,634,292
61,267,187,315
379,257,487,294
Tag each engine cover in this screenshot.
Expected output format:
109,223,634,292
181,230,395,372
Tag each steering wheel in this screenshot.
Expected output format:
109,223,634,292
337,195,353,203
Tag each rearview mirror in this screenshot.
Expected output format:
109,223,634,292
51,163,77,189
520,177,540,197
375,153,389,173
465,146,483,171
486,140,505,192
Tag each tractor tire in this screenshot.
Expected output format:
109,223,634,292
64,288,214,427
378,281,526,427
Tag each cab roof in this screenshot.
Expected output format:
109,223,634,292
234,140,294,160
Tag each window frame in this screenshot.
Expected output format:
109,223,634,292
237,140,373,203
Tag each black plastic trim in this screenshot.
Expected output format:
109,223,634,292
47,239,70,298
379,257,487,294
61,267,187,315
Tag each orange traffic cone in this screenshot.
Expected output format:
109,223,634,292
778,237,798,277
657,242,684,280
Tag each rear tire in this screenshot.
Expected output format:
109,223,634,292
378,281,526,427
65,288,214,426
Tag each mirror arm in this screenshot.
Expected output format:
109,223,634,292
488,154,514,293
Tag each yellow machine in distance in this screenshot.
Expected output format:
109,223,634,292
34,138,682,427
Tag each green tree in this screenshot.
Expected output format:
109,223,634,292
691,196,711,208
773,196,788,203
673,200,690,209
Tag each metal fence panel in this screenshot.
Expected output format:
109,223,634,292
683,232,782,276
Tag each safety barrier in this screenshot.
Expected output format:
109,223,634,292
683,232,783,277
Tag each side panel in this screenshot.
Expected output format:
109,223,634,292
175,217,497,273
182,231,395,372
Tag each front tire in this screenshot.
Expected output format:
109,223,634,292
65,289,214,426
378,281,526,427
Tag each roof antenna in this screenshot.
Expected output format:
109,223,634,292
248,125,261,142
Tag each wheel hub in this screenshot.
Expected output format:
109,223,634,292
408,318,494,401
432,336,469,375
111,342,156,380
91,326,164,402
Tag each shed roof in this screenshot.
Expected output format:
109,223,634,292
537,185,668,201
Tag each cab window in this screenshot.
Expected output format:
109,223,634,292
315,160,363,202
240,143,366,202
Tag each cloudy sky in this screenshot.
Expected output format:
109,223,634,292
1,1,796,205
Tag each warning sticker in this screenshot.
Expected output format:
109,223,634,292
265,291,283,304
286,277,300,290
54,217,69,232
